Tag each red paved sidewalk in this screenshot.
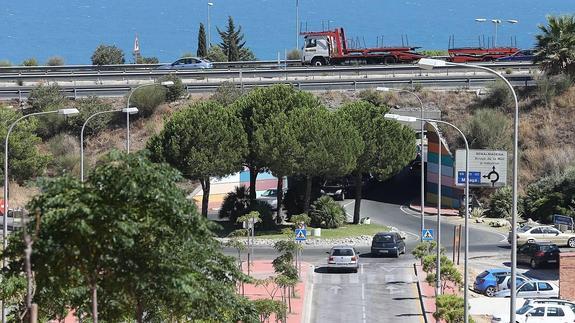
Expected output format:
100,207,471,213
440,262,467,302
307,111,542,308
242,260,309,323
410,202,460,217
415,264,460,323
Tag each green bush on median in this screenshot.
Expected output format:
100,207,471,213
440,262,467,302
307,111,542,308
309,196,346,229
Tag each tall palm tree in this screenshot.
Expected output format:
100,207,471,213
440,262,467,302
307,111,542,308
534,15,575,77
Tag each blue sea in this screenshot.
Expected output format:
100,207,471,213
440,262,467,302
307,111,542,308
0,0,572,65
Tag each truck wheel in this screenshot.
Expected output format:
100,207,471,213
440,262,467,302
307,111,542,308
384,56,396,65
311,57,325,66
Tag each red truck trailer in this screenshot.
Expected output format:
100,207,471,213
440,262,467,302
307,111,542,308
300,27,425,66
447,47,519,63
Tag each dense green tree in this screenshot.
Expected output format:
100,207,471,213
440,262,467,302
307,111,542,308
128,85,167,117
233,85,321,206
197,23,208,58
147,101,247,217
22,58,38,66
338,101,416,223
91,44,125,65
27,83,69,138
46,56,65,66
523,167,575,223
0,106,49,183
218,16,246,61
1,152,254,321
207,46,228,62
158,74,186,102
287,106,363,212
211,81,243,106
534,15,575,77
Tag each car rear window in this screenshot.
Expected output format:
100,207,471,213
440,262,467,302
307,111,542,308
477,271,489,279
541,245,559,252
374,234,395,243
332,249,354,256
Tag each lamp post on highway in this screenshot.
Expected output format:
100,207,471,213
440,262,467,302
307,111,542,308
417,57,519,323
296,0,300,49
377,87,426,242
207,2,214,47
475,18,518,47
125,81,173,153
80,108,139,182
2,108,79,323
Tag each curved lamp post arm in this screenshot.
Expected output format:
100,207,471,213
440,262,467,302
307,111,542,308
80,109,122,182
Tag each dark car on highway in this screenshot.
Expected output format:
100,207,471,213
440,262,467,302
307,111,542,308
495,49,535,62
371,232,406,257
517,241,560,269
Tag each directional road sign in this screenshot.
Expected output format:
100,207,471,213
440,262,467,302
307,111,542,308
295,229,307,241
553,214,574,226
455,149,508,188
422,229,434,241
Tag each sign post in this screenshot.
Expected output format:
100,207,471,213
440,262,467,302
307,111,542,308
455,150,508,188
294,229,306,276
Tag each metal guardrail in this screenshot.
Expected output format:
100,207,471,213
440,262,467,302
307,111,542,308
0,62,536,83
0,74,535,100
0,59,302,74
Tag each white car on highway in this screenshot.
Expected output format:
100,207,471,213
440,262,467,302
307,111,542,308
494,280,559,298
491,303,575,323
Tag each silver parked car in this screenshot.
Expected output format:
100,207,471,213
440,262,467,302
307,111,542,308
494,280,559,298
327,245,359,273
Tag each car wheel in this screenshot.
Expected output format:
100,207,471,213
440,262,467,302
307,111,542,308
340,192,345,201
530,259,538,269
395,249,400,258
485,286,496,297
568,238,575,248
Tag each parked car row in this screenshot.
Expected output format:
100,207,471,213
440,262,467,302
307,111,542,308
508,225,575,248
474,267,559,298
492,298,575,323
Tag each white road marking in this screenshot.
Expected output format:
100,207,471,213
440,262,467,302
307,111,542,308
360,263,364,275
361,283,367,323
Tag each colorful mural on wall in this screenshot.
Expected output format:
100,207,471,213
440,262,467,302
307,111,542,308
425,123,464,209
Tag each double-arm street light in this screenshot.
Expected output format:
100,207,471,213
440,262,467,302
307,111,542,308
125,81,173,153
377,87,426,242
2,108,79,323
417,57,519,323
385,112,470,322
475,18,518,47
80,108,139,182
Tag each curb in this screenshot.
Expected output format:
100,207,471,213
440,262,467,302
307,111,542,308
414,263,429,323
301,265,315,323
408,202,460,217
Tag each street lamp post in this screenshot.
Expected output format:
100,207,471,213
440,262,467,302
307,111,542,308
385,113,470,320
125,81,173,153
207,2,214,47
2,108,79,323
417,58,519,323
475,18,518,47
296,0,300,49
80,108,139,182
377,87,426,242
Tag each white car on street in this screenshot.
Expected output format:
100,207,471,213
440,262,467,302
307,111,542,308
494,280,559,298
491,303,575,323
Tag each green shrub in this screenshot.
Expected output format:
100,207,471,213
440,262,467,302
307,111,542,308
357,89,389,107
537,74,573,107
0,60,11,67
251,200,276,230
67,96,114,136
487,186,515,218
287,48,301,60
91,44,125,65
46,56,65,66
129,85,166,117
211,81,243,106
22,58,38,66
136,56,159,64
240,48,256,61
523,167,575,223
434,294,474,323
28,83,66,113
46,134,80,176
464,109,511,150
158,74,185,102
309,196,346,229
206,46,228,62
481,80,513,110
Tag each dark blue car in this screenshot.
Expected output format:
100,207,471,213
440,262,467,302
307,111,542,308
473,268,510,297
496,49,535,62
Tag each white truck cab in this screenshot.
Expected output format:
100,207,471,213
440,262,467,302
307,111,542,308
302,35,330,66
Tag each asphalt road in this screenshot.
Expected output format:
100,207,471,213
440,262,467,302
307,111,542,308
310,255,423,323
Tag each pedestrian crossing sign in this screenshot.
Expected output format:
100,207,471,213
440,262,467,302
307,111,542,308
422,229,434,241
295,229,307,241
